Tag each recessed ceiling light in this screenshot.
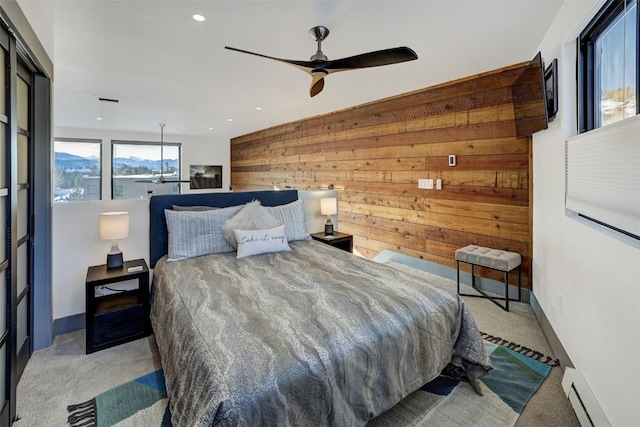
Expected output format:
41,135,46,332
227,118,233,122
256,107,262,110
209,127,214,130
192,14,205,22
96,117,102,121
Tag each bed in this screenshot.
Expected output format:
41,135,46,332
149,190,491,426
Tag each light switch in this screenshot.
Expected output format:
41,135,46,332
417,179,434,189
436,179,442,190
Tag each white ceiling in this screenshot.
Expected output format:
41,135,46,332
18,0,563,141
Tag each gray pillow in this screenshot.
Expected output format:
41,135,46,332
221,200,280,249
265,199,311,242
164,205,242,261
172,205,217,211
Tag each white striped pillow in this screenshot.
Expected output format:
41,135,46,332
164,205,242,261
265,200,311,242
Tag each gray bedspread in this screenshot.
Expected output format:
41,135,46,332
151,240,491,426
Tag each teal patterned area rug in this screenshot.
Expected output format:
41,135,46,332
67,370,171,427
68,340,553,426
369,340,554,426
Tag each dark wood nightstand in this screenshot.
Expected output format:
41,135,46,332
85,258,151,354
311,231,353,253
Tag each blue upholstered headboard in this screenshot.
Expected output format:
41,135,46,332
148,190,299,267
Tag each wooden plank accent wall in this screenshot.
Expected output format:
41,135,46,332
231,61,548,290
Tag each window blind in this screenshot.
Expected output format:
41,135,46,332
566,113,640,238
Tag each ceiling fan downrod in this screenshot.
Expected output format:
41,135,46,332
309,26,329,61
159,122,166,174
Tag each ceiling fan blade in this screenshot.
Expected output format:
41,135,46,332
133,178,191,184
310,71,327,97
226,33,417,97
225,46,316,73
157,177,192,184
322,47,418,72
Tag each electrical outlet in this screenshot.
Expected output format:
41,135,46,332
436,178,442,190
558,293,563,314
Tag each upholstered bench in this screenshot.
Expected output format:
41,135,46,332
455,244,522,311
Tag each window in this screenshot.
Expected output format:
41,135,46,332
111,141,182,199
53,138,102,202
579,0,638,132
568,0,640,244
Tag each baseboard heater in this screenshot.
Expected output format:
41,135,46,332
561,367,611,427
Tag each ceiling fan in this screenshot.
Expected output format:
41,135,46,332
135,123,191,184
225,26,418,97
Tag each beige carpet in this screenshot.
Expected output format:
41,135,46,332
15,262,579,427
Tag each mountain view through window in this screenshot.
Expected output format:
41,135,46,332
54,140,182,202
112,142,181,199
54,139,101,202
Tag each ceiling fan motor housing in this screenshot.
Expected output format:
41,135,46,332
309,26,329,42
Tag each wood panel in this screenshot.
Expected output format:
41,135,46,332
231,60,548,290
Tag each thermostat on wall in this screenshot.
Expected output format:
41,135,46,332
448,155,456,167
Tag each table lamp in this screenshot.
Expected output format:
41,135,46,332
320,197,337,236
100,211,129,269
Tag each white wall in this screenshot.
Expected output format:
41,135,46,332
533,2,639,425
298,189,339,234
53,198,150,320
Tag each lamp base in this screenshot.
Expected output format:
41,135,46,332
324,222,334,236
107,252,124,269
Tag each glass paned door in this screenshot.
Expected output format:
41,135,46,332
0,21,40,424
0,37,10,425
15,72,31,377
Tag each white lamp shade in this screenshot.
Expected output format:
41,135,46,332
99,212,130,240
320,198,337,216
